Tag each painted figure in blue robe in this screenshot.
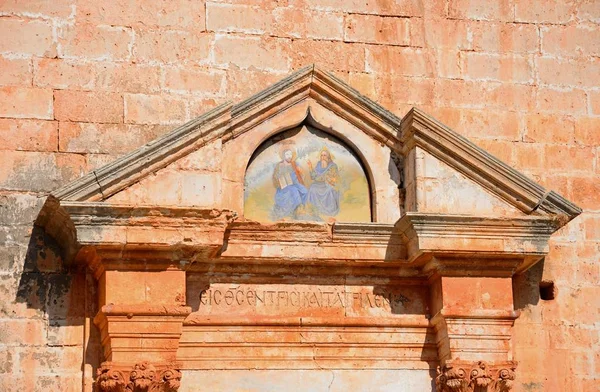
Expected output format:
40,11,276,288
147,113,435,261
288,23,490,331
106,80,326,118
271,149,308,220
307,147,340,217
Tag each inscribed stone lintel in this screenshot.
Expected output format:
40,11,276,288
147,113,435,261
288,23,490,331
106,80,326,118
34,66,581,391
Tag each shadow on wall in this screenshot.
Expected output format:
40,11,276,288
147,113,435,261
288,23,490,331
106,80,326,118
15,225,102,385
389,150,405,215
381,150,406,262
513,258,545,310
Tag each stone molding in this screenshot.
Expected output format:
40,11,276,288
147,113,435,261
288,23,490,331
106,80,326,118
396,212,561,275
97,362,182,392
215,220,407,266
35,201,236,268
431,310,518,365
36,200,567,277
94,305,192,363
436,361,517,392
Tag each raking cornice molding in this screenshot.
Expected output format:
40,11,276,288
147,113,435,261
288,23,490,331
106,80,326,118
401,108,581,221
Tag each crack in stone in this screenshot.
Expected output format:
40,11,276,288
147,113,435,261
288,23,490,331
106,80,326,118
328,371,335,391
92,170,106,200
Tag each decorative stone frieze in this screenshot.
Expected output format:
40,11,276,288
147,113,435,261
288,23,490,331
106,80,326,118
97,362,182,392
436,361,517,392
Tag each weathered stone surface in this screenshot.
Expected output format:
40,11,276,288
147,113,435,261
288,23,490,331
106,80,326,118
0,18,55,57
0,119,58,152
58,122,168,154
413,148,524,216
0,87,53,120
0,152,86,192
28,67,581,392
0,2,597,392
59,23,132,62
54,90,124,123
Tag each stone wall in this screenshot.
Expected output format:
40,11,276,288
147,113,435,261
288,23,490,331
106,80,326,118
0,1,598,391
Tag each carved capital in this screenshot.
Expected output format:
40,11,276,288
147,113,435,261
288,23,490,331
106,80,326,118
97,362,182,392
436,361,516,392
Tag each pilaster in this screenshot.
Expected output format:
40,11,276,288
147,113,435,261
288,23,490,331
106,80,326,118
94,270,191,392
431,276,519,392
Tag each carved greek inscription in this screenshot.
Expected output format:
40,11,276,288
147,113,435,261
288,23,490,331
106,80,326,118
199,287,409,311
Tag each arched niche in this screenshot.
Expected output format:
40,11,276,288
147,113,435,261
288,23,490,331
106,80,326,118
244,125,372,223
220,99,403,224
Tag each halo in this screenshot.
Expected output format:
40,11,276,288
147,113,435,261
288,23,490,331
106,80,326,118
319,146,334,161
279,141,297,160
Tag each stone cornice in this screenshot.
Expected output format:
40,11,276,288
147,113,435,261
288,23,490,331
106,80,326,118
214,221,407,266
397,213,560,247
36,200,566,277
63,202,236,230
397,212,561,238
226,221,402,245
37,198,566,278
397,212,561,275
36,199,236,268
401,108,581,222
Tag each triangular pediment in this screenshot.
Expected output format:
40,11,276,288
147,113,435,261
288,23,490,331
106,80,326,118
48,65,580,226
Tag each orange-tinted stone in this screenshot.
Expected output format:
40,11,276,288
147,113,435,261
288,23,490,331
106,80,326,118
0,1,596,391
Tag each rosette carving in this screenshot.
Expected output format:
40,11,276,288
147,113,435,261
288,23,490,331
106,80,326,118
96,362,182,392
130,362,156,391
436,361,517,392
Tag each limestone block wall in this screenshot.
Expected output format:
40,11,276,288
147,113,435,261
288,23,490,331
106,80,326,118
0,1,598,391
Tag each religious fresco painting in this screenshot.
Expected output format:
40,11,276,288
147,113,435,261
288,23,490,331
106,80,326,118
244,126,371,223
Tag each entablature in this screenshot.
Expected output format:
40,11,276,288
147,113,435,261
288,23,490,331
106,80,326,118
38,199,567,279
